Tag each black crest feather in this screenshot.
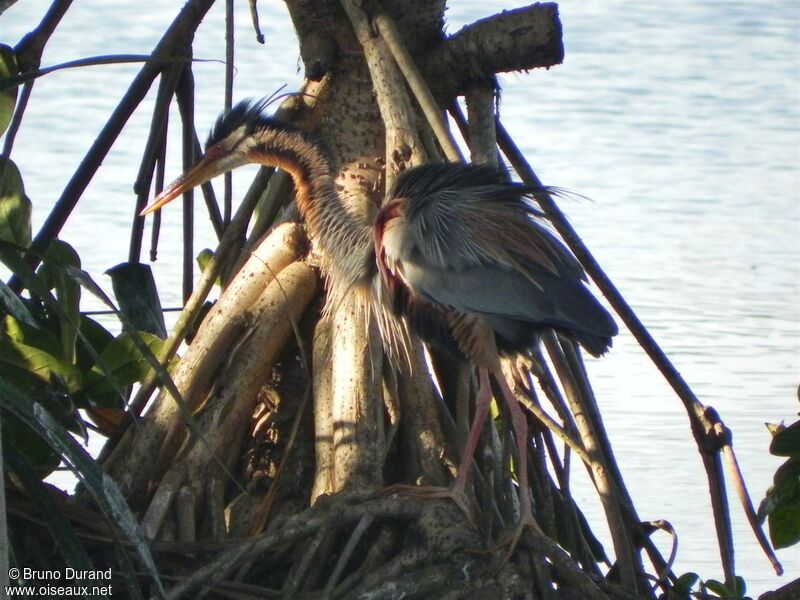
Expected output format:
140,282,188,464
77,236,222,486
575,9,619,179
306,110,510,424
206,97,273,148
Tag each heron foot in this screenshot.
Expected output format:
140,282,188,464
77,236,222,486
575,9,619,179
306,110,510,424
489,509,539,566
381,483,476,528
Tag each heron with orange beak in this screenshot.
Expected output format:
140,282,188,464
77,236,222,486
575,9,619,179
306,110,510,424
142,98,617,551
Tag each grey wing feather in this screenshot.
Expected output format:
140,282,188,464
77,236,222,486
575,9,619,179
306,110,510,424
402,259,618,339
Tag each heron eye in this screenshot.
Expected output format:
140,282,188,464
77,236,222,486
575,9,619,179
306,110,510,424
205,142,225,156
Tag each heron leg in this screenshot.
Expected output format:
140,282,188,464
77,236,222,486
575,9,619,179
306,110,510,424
492,370,540,561
382,367,495,527
451,367,494,494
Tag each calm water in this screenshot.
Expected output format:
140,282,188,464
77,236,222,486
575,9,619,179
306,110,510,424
3,1,799,594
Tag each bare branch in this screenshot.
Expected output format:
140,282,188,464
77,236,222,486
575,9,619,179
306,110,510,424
423,3,563,99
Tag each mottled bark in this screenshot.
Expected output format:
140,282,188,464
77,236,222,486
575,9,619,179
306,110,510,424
105,223,308,505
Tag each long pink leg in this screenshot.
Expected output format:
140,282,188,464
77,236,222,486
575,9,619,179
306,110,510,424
451,368,494,496
383,368,495,522
494,370,539,557
386,364,537,560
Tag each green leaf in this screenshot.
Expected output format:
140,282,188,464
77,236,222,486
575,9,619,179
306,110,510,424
78,331,166,407
0,242,128,405
0,326,82,392
770,420,800,458
704,579,730,597
0,44,18,136
0,318,87,443
0,377,165,595
673,572,699,596
106,262,167,338
64,264,244,494
3,313,62,357
197,248,224,287
74,315,115,373
766,458,800,548
0,279,39,329
767,500,800,549
39,239,82,363
772,457,800,493
63,264,180,400
733,576,747,597
0,360,47,393
0,157,32,248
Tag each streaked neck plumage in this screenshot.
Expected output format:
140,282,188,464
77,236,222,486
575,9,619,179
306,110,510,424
246,120,375,304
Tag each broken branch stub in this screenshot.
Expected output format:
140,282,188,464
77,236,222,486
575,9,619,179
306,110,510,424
423,3,564,99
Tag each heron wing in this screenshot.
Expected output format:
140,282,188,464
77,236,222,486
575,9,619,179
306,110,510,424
401,258,618,341
387,163,617,353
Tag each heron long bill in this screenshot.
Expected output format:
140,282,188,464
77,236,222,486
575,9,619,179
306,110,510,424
139,147,225,216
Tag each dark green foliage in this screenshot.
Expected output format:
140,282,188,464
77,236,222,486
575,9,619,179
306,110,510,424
106,262,167,338
0,157,31,248
759,419,800,550
0,241,170,474
0,43,17,134
703,576,749,599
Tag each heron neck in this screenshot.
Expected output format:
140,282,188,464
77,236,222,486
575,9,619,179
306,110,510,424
249,125,373,292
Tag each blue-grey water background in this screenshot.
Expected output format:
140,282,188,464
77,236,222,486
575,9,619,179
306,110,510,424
3,0,798,594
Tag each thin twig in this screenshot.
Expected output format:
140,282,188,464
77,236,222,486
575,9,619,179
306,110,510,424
543,332,641,592
207,477,226,541
324,514,375,593
503,363,590,466
248,299,315,536
224,0,234,227
329,527,397,599
339,0,427,184
13,0,73,72
280,526,328,596
2,80,32,157
129,59,183,263
97,168,268,464
149,128,168,261
248,0,266,44
176,486,197,543
374,14,462,162
464,85,499,167
523,520,614,600
716,417,783,575
176,63,196,303
644,520,678,593
140,468,186,539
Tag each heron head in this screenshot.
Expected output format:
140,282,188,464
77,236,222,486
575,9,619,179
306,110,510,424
140,98,271,215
